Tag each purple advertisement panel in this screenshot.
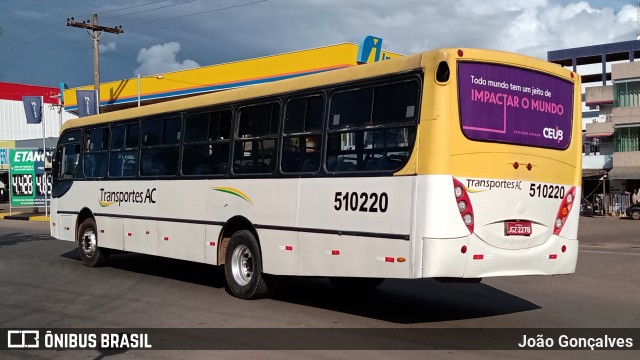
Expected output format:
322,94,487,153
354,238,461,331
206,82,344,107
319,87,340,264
458,62,573,149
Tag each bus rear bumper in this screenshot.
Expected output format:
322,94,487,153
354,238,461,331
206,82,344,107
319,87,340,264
421,235,578,279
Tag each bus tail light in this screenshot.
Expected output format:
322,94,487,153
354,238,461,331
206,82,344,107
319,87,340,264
553,186,576,235
453,178,474,233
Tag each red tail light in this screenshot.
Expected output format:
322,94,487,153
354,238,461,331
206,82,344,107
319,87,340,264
453,178,474,233
553,186,576,235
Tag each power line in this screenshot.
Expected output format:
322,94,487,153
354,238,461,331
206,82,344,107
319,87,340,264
0,37,82,67
0,0,269,78
0,0,189,50
122,0,268,26
102,0,199,20
0,22,62,48
0,0,267,54
0,26,68,55
99,0,171,15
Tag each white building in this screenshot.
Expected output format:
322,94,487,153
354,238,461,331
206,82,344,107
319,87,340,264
0,81,78,194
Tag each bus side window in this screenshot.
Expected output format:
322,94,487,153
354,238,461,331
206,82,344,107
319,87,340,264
141,116,181,177
327,79,419,173
182,109,231,176
52,130,82,181
54,143,81,180
83,126,109,179
109,122,140,178
234,102,280,175
282,94,324,174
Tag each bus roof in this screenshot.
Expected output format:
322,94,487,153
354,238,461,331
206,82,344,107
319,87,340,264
60,52,424,132
60,48,575,133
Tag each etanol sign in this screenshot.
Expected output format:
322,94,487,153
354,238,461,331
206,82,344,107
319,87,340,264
9,149,51,207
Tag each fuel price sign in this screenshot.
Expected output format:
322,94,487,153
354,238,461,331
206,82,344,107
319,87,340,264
12,174,33,197
9,149,51,207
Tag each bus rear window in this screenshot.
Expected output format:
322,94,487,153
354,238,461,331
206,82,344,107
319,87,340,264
458,62,573,150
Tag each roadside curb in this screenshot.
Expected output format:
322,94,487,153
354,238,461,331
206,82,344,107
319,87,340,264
0,213,50,222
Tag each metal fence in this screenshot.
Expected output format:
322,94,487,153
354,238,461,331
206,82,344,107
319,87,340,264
600,193,632,217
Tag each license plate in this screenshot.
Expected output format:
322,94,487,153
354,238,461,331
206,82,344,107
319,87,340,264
505,221,532,236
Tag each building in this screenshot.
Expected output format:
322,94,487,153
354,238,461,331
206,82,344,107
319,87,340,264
0,82,76,142
63,41,401,114
548,40,640,214
0,82,78,195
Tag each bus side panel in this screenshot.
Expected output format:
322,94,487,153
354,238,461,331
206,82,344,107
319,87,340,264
123,219,157,255
210,178,300,224
49,200,59,239
296,177,414,278
259,229,298,275
414,175,471,239
58,213,77,242
149,179,207,263
204,225,223,265
97,216,124,250
220,179,300,274
414,175,471,278
297,177,414,241
156,221,205,263
50,182,85,242
422,237,467,278
297,234,412,278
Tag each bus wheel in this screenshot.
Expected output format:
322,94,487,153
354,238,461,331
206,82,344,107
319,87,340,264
77,218,109,267
224,230,275,299
632,210,640,220
329,277,385,291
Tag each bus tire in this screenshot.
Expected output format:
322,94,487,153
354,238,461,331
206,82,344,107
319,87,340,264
77,218,109,267
224,230,275,299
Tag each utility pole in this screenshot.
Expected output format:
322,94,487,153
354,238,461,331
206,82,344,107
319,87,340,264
66,14,123,113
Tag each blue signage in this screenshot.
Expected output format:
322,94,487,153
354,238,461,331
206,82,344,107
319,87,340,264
76,90,98,117
357,35,394,64
0,149,7,165
22,96,43,124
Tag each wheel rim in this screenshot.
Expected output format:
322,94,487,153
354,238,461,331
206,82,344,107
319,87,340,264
633,211,640,220
81,228,97,257
230,244,253,286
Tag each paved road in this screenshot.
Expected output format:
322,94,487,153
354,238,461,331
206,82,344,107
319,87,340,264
0,217,638,359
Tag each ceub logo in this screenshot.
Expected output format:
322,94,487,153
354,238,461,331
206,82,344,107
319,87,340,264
543,126,563,143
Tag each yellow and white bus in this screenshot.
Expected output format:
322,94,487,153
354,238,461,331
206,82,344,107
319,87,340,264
50,48,581,299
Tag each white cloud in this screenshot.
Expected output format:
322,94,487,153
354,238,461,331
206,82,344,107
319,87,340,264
238,0,635,62
134,42,200,76
502,2,636,58
2,0,638,87
358,0,636,60
99,42,117,54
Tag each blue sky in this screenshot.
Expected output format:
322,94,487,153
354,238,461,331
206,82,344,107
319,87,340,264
0,0,637,88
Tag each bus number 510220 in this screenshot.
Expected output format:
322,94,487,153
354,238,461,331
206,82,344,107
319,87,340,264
334,191,388,213
529,183,565,199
